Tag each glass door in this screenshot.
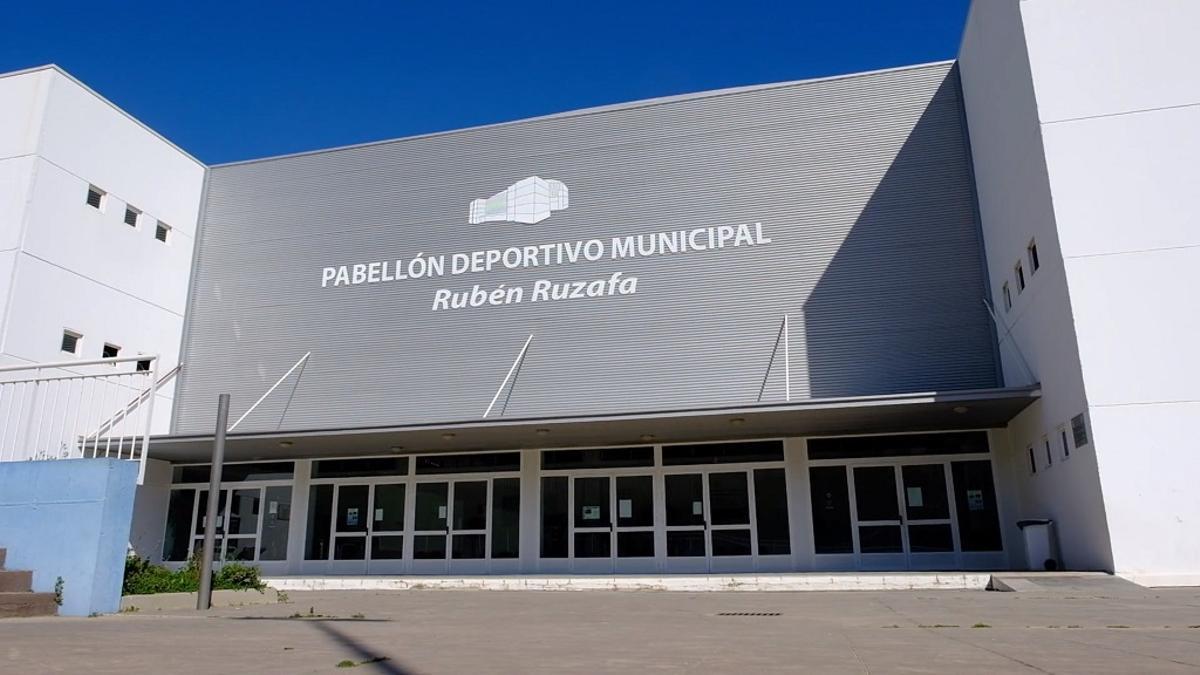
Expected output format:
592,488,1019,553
411,479,491,573
368,483,406,572
567,474,657,573
330,484,370,573
663,470,757,573
851,463,957,570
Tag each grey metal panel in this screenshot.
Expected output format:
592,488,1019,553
175,62,998,435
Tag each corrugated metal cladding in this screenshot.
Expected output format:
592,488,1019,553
174,62,998,436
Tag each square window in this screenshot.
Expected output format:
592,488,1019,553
1001,282,1012,311
136,358,153,372
1027,446,1037,474
61,330,81,354
1028,239,1040,273
102,343,120,359
1015,262,1026,292
1059,428,1071,459
124,206,140,227
86,185,105,210
155,221,170,243
1071,414,1088,448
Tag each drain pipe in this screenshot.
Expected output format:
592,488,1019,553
197,394,230,611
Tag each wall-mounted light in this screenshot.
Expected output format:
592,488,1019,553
953,406,969,414
729,418,746,426
535,429,550,436
278,441,294,448
389,445,404,453
639,434,655,442
441,432,456,440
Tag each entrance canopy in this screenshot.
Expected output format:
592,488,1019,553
149,386,1038,463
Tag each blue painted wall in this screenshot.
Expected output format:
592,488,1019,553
0,458,137,616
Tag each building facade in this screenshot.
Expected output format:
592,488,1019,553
3,0,1197,586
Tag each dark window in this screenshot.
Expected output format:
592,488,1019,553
951,460,1003,551
1071,414,1088,447
617,531,655,558
754,468,790,555
1002,283,1012,311
491,478,520,559
574,532,610,558
1015,262,1026,291
574,477,611,528
541,446,653,470
260,485,292,561
124,206,139,227
807,432,989,461
711,529,752,556
809,466,853,554
1044,438,1053,467
616,475,654,528
664,474,704,527
102,343,119,359
162,489,195,561
1028,240,1040,272
662,440,783,466
312,457,408,479
415,452,520,474
155,222,170,242
172,461,294,484
1061,429,1071,458
708,472,749,526
1028,447,1037,474
304,485,333,560
136,358,152,372
666,531,705,557
853,466,900,522
86,186,104,209
371,536,404,560
372,483,405,531
61,330,81,354
540,477,568,558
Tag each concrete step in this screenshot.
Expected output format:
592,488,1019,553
0,570,32,592
0,592,58,619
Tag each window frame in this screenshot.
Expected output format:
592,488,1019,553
86,185,106,211
1001,282,1012,312
1058,426,1071,460
124,205,141,228
102,343,121,360
155,221,171,243
1014,261,1026,293
1027,445,1037,475
1027,239,1040,274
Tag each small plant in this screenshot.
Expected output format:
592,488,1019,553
122,553,265,595
276,590,290,603
351,612,365,619
121,605,140,613
972,623,991,629
336,661,357,669
53,577,64,606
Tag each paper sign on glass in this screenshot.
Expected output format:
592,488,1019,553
268,501,278,515
375,508,384,521
582,505,600,520
438,505,447,520
618,499,633,519
692,501,703,516
346,507,359,526
906,487,923,508
967,489,985,511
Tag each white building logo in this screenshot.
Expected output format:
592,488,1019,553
469,176,568,224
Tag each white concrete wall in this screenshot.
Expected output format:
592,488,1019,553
1018,0,1200,586
957,0,1114,572
0,66,204,436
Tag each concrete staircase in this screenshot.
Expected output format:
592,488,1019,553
0,548,58,618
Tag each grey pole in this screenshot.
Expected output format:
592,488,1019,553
197,393,230,611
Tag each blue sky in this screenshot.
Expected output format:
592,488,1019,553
1,1,971,164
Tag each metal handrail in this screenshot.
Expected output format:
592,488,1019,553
0,354,152,372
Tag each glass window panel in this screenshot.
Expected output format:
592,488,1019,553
162,489,195,561
453,481,488,531
416,452,520,474
313,457,408,479
616,476,654,527
573,532,610,558
173,462,295,484
858,525,903,553
708,472,749,526
260,485,292,561
907,524,954,553
853,466,900,521
574,477,611,528
335,485,369,533
711,529,752,556
372,483,406,532
192,537,223,559
226,538,257,561
540,477,568,558
304,485,333,560
194,490,228,535
414,483,449,531
617,531,655,558
809,466,853,554
901,464,950,520
541,447,654,470
491,478,520,559
413,534,446,559
371,535,404,560
753,469,791,555
662,440,783,465
333,536,366,560
451,534,487,559
228,489,261,535
951,460,1003,552
666,531,706,557
665,474,704,526
808,432,989,460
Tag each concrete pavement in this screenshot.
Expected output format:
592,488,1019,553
3,583,1199,673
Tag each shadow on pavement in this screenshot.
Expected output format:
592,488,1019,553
310,619,414,674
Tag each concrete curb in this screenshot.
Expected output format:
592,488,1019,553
264,573,993,593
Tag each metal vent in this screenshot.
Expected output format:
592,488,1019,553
716,612,781,617
124,207,139,226
86,187,103,209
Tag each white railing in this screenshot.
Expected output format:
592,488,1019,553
0,355,172,482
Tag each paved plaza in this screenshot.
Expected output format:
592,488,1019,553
3,580,1200,673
